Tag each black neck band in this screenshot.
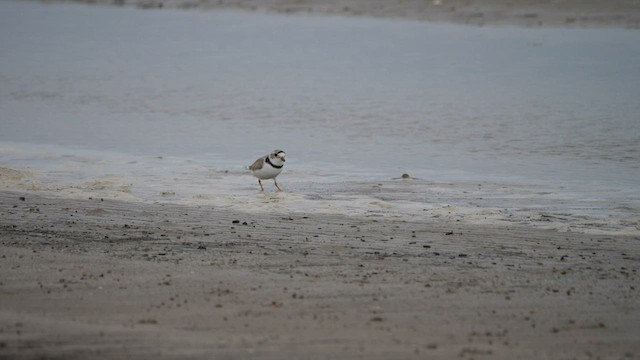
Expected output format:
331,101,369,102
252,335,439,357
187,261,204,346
266,156,283,169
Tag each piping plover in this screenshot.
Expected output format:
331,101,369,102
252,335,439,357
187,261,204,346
249,150,286,191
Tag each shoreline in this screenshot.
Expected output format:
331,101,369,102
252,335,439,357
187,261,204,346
1,189,639,358
1,2,639,356
34,0,640,28
3,161,637,237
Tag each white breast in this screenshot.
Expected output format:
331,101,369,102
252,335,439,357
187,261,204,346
252,163,283,180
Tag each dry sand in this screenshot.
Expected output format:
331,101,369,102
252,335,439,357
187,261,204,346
37,0,640,28
1,190,639,359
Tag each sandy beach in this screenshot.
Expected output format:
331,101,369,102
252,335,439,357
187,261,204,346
1,0,639,358
1,190,639,359
40,0,640,28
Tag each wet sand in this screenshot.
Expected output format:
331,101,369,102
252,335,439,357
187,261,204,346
1,190,639,359
39,0,640,28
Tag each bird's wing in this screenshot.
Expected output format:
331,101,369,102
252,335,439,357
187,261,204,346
249,156,265,171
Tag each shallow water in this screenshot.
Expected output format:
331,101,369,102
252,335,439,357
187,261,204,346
1,1,639,234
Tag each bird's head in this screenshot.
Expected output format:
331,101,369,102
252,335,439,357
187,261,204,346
270,150,286,165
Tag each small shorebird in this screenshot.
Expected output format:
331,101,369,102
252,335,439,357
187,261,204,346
249,150,286,191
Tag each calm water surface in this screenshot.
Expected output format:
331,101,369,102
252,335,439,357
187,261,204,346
1,1,638,233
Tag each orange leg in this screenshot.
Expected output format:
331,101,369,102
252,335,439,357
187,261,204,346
258,179,264,191
274,180,282,191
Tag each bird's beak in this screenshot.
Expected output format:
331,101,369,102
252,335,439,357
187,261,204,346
279,154,286,161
